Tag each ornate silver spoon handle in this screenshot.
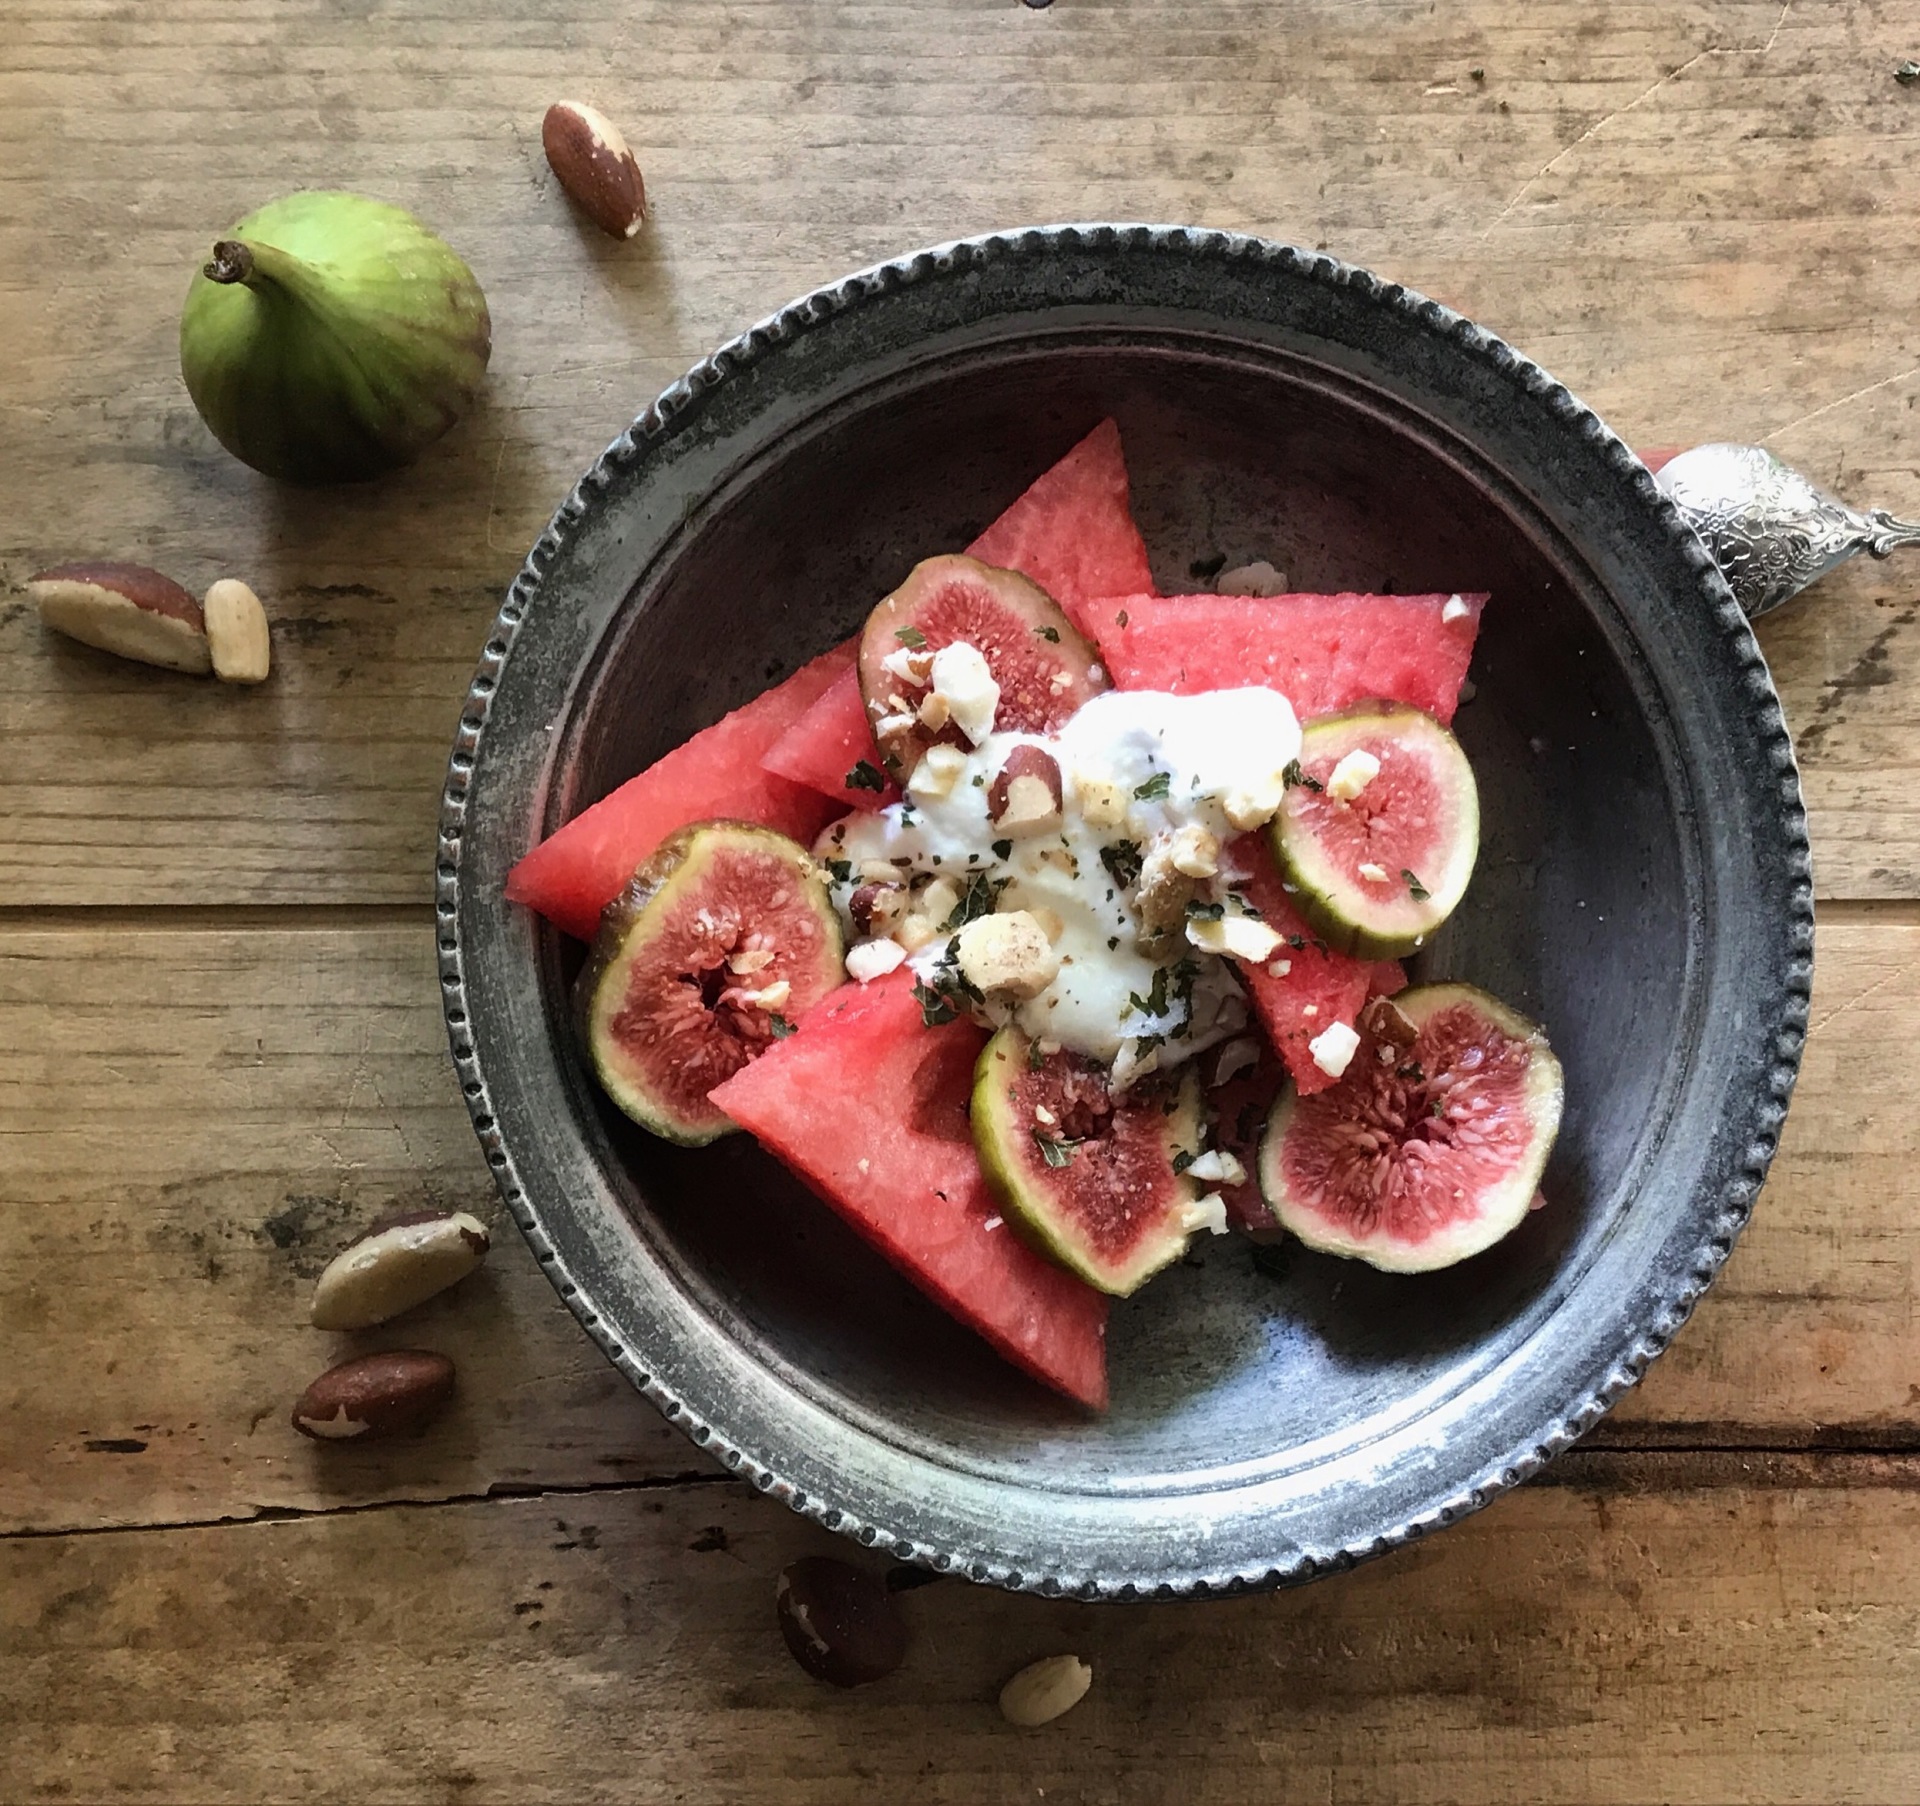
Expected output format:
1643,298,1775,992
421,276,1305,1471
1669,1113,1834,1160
1654,442,1920,619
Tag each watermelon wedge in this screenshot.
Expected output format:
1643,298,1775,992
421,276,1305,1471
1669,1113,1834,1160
710,969,1109,1409
759,661,899,812
505,643,853,942
965,417,1156,641
1224,836,1406,1098
1091,591,1485,726
760,418,1157,809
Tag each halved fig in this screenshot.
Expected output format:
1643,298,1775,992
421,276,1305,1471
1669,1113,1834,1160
1258,984,1563,1272
859,553,1106,779
1269,702,1479,959
970,1026,1209,1296
576,821,845,1145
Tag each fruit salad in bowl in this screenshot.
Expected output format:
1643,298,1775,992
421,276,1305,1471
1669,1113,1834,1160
509,422,1563,1409
443,228,1808,1595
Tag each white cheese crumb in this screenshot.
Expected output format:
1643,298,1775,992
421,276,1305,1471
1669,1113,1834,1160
1442,593,1473,625
929,641,1000,745
1212,1036,1261,1086
1181,1193,1231,1236
1308,1020,1362,1078
1223,770,1287,831
1167,824,1220,879
1186,913,1285,964
845,939,907,983
1326,748,1381,801
1266,958,1291,978
881,645,931,684
1357,861,1390,883
907,743,969,801
1186,1148,1248,1187
1109,1037,1162,1091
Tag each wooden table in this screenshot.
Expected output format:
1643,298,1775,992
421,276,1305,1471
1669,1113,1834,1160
7,1,1920,1798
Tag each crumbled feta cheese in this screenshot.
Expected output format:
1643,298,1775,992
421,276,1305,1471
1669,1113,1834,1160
845,939,907,983
954,910,1058,1000
1357,861,1390,883
1223,771,1287,832
1033,1104,1057,1127
1186,1148,1248,1187
1308,1019,1361,1078
881,645,932,684
1212,1036,1261,1086
1266,959,1291,978
875,710,917,738
1442,593,1473,625
1187,914,1284,963
929,641,1000,745
1326,748,1381,801
907,744,969,801
1109,1036,1162,1091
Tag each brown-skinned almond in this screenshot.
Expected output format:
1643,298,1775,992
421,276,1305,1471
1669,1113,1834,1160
291,1350,455,1442
543,100,647,239
30,562,212,674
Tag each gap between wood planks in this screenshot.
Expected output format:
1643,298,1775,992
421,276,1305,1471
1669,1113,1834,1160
10,1449,1920,1548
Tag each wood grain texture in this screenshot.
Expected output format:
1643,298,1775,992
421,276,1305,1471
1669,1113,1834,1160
8,1457,1920,1805
5,0,1920,902
3,913,1912,1537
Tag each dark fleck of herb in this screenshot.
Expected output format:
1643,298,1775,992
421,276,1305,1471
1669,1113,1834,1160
1100,840,1144,889
1107,935,1120,951
1027,1036,1047,1071
1469,65,1485,81
942,871,1011,931
767,1014,796,1039
1226,891,1262,920
1283,758,1323,793
1133,770,1172,801
894,625,928,649
991,838,1013,861
1171,1150,1195,1175
1116,609,1130,628
911,979,957,1027
1899,59,1920,84
1033,1130,1078,1168
824,858,853,884
1286,934,1308,950
1034,624,1061,643
898,802,917,826
1129,965,1173,1019
1186,899,1225,921
845,759,888,793
1431,1096,1447,1119
1403,869,1431,902
972,774,985,787
1397,1061,1426,1082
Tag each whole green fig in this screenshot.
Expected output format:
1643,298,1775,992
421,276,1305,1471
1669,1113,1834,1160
179,191,491,484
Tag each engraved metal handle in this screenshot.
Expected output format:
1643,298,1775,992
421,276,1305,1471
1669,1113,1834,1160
1655,442,1920,619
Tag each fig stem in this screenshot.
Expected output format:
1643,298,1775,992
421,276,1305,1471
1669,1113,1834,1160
204,239,255,284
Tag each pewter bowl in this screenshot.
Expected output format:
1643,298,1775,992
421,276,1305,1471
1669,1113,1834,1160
440,227,1810,1597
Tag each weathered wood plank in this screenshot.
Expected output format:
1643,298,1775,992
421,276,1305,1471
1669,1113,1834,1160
1,912,1911,1535
2,0,1917,903
6,1456,1920,1805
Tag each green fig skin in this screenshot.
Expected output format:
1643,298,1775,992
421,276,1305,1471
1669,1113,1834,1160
179,192,491,484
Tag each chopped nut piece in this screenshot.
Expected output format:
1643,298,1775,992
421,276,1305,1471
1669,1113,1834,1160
1223,771,1287,830
999,1654,1093,1728
1326,748,1381,801
953,911,1058,1000
1075,772,1129,830
848,881,908,939
1357,861,1390,883
907,744,969,800
1215,559,1288,597
741,979,791,1012
916,689,952,731
728,946,776,975
1166,823,1219,879
988,745,1065,838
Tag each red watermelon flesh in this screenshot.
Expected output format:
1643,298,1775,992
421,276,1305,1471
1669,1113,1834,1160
965,417,1157,640
1223,836,1406,1098
760,418,1157,808
758,661,899,813
710,969,1109,1410
505,642,853,942
1091,591,1485,726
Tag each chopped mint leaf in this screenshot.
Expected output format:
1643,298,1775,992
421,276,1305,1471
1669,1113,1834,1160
1027,1035,1048,1071
942,871,1010,931
1403,868,1431,902
845,759,887,793
1033,1130,1079,1168
1186,899,1225,921
767,1013,796,1039
1133,771,1172,801
824,858,853,884
1100,840,1143,890
1034,624,1061,643
1283,759,1323,793
894,625,928,649
991,838,1013,861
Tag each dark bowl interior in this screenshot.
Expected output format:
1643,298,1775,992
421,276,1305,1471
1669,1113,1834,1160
447,231,1806,1592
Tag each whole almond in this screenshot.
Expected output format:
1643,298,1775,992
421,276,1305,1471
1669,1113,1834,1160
30,562,211,674
310,1207,491,1331
203,578,271,684
998,1654,1092,1727
291,1350,455,1442
542,100,647,238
